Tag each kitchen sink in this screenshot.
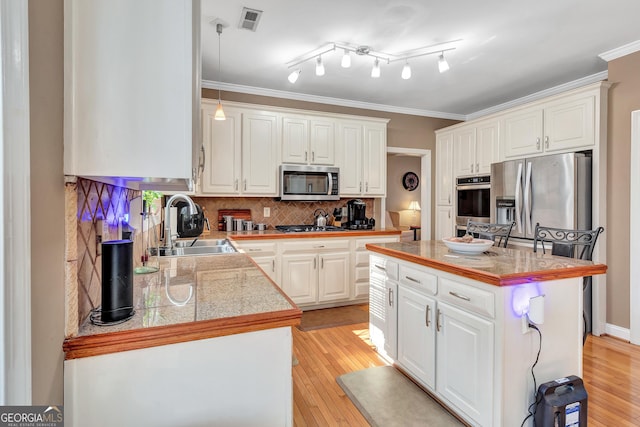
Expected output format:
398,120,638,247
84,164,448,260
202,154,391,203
150,239,237,257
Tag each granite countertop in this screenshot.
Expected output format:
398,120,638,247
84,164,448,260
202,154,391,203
63,253,301,359
366,240,608,287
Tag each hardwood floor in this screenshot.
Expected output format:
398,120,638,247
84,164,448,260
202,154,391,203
292,321,640,426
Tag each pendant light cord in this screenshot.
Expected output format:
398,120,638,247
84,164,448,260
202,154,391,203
217,24,222,103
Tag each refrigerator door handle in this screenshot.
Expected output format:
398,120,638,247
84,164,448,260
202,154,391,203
515,163,523,233
523,161,533,235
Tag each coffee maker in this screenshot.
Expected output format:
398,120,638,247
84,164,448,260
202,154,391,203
344,199,371,229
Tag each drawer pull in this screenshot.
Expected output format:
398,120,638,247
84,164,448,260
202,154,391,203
374,264,386,271
314,245,325,248
405,276,420,284
426,304,431,327
248,248,262,252
449,291,471,301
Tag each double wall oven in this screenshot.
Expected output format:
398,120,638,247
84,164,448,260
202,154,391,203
455,175,491,237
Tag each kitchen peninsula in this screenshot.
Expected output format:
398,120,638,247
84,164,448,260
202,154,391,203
366,240,606,427
63,253,301,427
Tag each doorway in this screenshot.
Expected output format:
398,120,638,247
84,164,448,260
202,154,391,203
381,147,431,240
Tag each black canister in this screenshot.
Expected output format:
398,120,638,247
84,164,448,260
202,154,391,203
101,240,134,322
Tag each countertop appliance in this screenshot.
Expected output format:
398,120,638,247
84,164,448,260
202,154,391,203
343,199,372,229
490,152,592,240
275,225,346,233
176,201,205,238
455,175,491,234
279,164,339,201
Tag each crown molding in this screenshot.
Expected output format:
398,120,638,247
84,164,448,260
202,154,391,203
599,40,640,62
466,71,608,121
201,80,466,121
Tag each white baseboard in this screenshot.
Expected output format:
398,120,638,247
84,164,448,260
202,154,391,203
604,323,631,342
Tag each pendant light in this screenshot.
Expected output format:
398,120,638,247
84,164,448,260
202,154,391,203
401,61,412,80
315,56,325,76
371,58,381,78
214,23,226,121
438,52,450,73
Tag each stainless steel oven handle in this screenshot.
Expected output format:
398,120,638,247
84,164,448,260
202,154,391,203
456,184,491,191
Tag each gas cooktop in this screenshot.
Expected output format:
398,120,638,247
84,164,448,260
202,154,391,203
275,225,347,233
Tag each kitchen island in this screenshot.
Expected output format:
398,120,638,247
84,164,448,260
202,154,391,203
63,253,301,427
366,240,606,427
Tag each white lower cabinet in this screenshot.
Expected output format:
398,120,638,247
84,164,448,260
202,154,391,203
353,236,400,300
280,239,350,306
234,241,279,284
397,285,436,388
369,254,399,360
436,302,494,427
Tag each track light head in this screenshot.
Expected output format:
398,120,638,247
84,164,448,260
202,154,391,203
341,49,351,68
438,53,450,73
288,69,301,83
401,62,411,80
315,56,325,76
371,58,381,78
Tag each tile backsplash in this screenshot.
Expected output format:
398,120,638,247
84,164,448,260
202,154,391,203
193,197,375,229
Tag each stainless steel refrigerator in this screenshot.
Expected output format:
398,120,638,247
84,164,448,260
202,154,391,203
490,152,592,240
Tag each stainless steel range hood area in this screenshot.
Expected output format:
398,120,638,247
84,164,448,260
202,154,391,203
75,175,195,192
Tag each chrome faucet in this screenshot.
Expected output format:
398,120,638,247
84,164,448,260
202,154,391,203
163,194,197,250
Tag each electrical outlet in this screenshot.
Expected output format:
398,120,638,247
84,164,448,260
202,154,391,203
263,207,271,217
521,314,530,334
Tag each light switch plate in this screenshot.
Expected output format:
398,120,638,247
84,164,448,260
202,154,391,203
263,207,271,217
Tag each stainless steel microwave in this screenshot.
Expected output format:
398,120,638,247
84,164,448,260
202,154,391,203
279,165,340,201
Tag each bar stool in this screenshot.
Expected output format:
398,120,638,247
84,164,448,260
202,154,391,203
466,220,516,248
533,223,604,344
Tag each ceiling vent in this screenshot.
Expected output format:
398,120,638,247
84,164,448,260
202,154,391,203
239,7,263,32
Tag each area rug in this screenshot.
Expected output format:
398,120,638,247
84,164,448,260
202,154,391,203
297,304,369,331
337,366,465,427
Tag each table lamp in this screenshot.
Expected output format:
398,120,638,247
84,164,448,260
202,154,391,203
408,200,421,225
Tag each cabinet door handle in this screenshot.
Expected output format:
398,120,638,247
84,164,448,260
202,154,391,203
272,259,275,272
234,179,239,191
312,151,315,162
448,195,451,204
448,210,451,219
476,163,479,173
470,163,473,172
243,179,247,191
365,182,369,192
199,144,205,175
305,151,308,162
321,257,324,268
314,258,317,269
544,136,549,149
536,137,541,150
360,182,363,192
426,304,431,327
374,264,386,271
405,276,420,284
388,288,394,306
449,291,471,301
436,308,442,332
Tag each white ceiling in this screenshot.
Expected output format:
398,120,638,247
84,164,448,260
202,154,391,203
201,0,640,119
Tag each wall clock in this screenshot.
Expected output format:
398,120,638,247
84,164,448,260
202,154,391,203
402,171,419,191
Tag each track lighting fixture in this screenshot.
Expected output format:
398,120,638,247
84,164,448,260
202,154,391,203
371,58,381,78
438,52,450,73
315,56,325,76
285,39,459,83
214,22,226,121
401,62,412,80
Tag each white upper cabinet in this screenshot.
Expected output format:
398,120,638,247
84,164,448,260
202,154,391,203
453,120,499,178
282,116,335,165
503,93,595,158
435,131,454,206
64,0,201,191
337,120,388,197
200,102,279,196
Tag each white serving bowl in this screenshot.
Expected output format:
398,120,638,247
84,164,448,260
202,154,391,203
442,237,495,254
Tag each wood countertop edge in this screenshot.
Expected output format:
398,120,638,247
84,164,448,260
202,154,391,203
63,308,302,360
366,245,608,287
230,229,401,240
